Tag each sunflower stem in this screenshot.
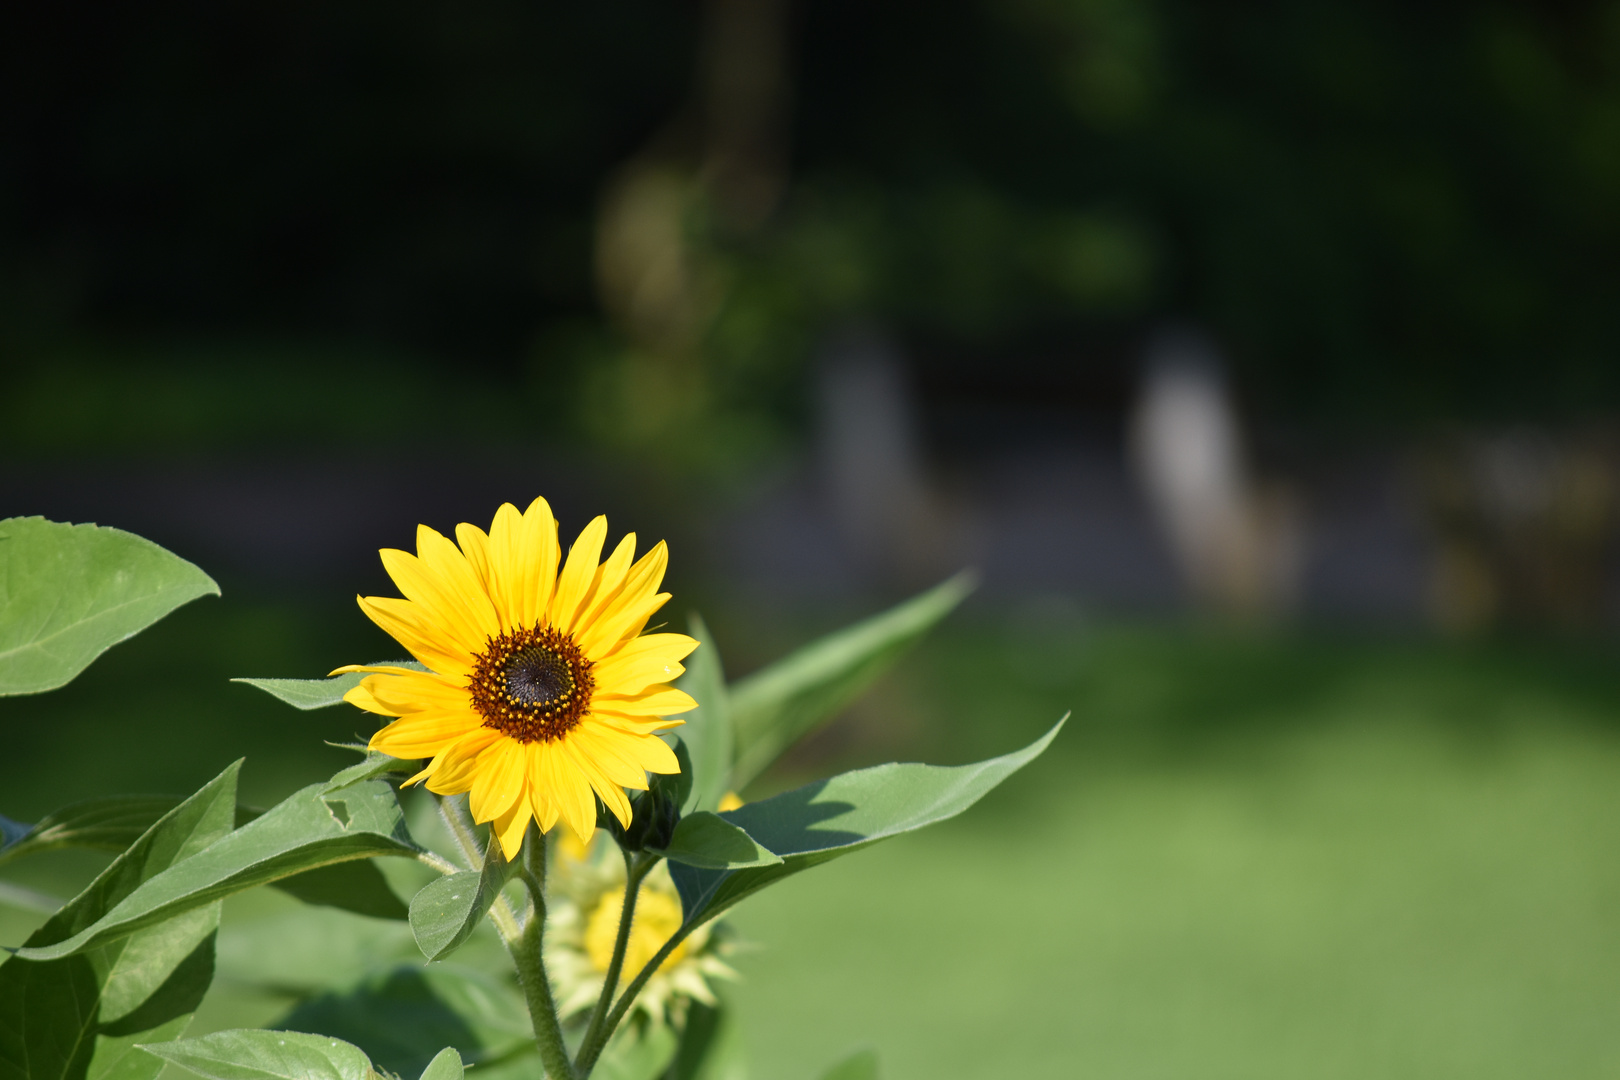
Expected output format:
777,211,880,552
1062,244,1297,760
575,920,699,1075
509,825,576,1080
438,793,525,946
576,850,656,1071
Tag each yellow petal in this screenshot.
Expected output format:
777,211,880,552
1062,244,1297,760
569,724,654,789
469,738,527,823
491,497,561,631
529,744,563,832
593,686,698,716
361,669,470,715
493,794,531,860
590,710,687,735
629,730,681,774
420,728,502,794
549,515,607,635
581,591,673,660
578,543,667,656
378,527,498,650
342,683,393,716
369,709,482,758
554,738,605,839
455,522,496,604
576,532,637,635
357,595,474,676
592,634,699,696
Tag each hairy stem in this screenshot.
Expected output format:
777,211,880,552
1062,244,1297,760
510,826,576,1080
576,852,656,1069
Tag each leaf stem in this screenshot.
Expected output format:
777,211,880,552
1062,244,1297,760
510,825,577,1080
414,849,461,877
576,851,656,1070
436,793,523,945
574,919,699,1075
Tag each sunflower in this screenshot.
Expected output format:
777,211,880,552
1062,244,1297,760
547,835,736,1026
336,497,697,858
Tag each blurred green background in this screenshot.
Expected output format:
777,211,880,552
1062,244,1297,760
6,0,1620,1075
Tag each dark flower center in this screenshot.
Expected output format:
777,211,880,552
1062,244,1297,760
469,625,594,743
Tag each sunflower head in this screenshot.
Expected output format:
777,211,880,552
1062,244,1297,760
335,497,698,858
548,835,737,1026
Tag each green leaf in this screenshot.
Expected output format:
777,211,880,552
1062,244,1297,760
728,573,974,786
136,1030,374,1080
0,762,240,1080
416,1047,463,1080
665,1000,744,1080
819,1048,879,1080
273,861,408,922
0,517,219,696
676,615,733,815
0,797,181,869
15,781,418,963
649,812,779,870
321,755,413,797
233,662,424,711
408,838,518,961
670,717,1064,927
278,965,531,1078
593,1024,679,1080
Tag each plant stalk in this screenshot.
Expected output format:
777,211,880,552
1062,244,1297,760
509,825,577,1080
576,851,655,1070
574,919,700,1075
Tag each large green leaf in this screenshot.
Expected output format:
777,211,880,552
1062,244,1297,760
0,762,240,1080
408,839,517,962
0,798,181,870
277,965,530,1078
675,616,732,815
0,517,219,696
669,718,1064,928
15,781,418,963
136,1030,374,1080
0,797,404,920
232,662,424,712
664,1001,744,1080
272,861,408,922
649,813,780,871
727,574,973,786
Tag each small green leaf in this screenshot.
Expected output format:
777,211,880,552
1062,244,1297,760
137,1030,374,1080
0,517,219,696
416,1048,463,1080
819,1048,879,1080
321,754,412,796
670,717,1064,927
232,661,424,711
0,796,181,869
728,573,973,786
14,781,418,963
676,615,733,815
0,762,240,1080
650,812,779,870
408,837,518,961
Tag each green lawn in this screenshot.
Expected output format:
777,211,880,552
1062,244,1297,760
6,597,1620,1078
